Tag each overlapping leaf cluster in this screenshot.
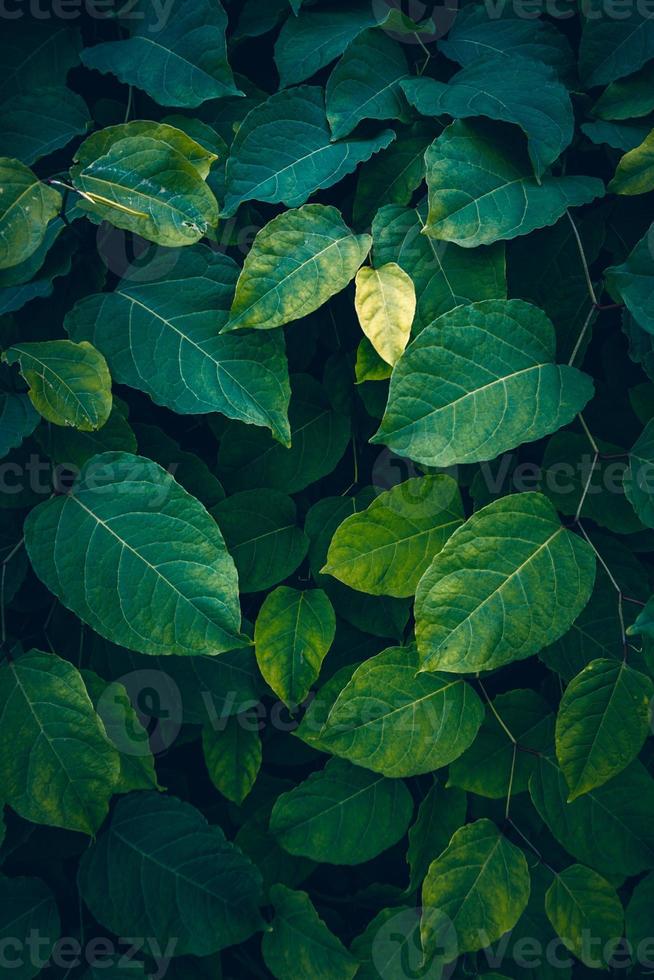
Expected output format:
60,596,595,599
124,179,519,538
1,1,654,977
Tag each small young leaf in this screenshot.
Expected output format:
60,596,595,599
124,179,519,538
354,263,415,367
203,715,262,805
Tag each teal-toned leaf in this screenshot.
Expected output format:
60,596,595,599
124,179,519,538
626,871,654,952
610,128,654,196
0,650,119,835
0,876,60,980
81,0,239,107
323,476,463,598
132,423,223,508
414,492,596,674
580,0,654,87
65,247,290,443
353,123,434,228
263,885,358,980
593,62,654,120
217,374,350,493
212,489,308,593
372,300,594,467
372,204,506,332
403,55,573,178
0,158,61,270
0,87,90,166
254,587,336,708
545,865,623,969
449,690,554,800
326,30,409,140
530,756,654,876
424,120,604,247
203,715,262,805
421,819,530,961
25,452,246,657
626,418,654,526
0,375,39,460
319,645,484,778
583,116,653,152
78,792,263,956
439,7,574,80
82,668,160,794
606,224,654,333
556,659,653,800
3,339,112,431
223,86,394,216
406,779,467,893
226,205,370,331
270,757,413,865
37,403,136,470
1,23,81,98
70,133,219,248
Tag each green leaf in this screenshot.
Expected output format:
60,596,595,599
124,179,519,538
25,452,246,657
583,116,653,152
217,374,350,493
70,134,219,248
270,757,413,865
64,247,291,443
82,668,160,794
372,300,594,467
406,779,467,893
609,128,654,195
0,876,61,980
223,86,394,216
625,418,654,525
421,819,530,961
202,714,262,805
592,62,654,120
372,204,506,332
606,224,654,332
226,205,370,331
354,263,415,367
530,756,654,876
402,55,573,179
414,492,596,674
132,423,223,508
263,885,358,980
580,0,654,87
3,340,112,431
0,22,81,98
0,87,90,166
555,659,654,800
323,475,463,598
439,7,573,80
0,650,119,835
424,120,604,247
78,792,263,956
326,30,409,140
254,587,336,708
212,489,309,593
318,644,484,778
0,380,39,460
545,865,623,969
353,123,434,228
80,0,239,107
626,871,654,952
0,158,61,270
448,690,554,800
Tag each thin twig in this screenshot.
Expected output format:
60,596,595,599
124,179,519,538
566,210,598,306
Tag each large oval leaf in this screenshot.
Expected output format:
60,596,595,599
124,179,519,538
270,757,413,865
0,158,61,269
226,205,371,331
372,300,594,468
80,0,239,107
65,247,290,443
555,659,653,801
415,493,596,674
3,340,112,431
25,452,246,656
78,792,263,956
424,120,603,247
319,645,484,777
323,475,463,598
0,650,119,835
420,819,530,961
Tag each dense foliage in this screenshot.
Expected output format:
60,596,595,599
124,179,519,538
2,1,654,977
